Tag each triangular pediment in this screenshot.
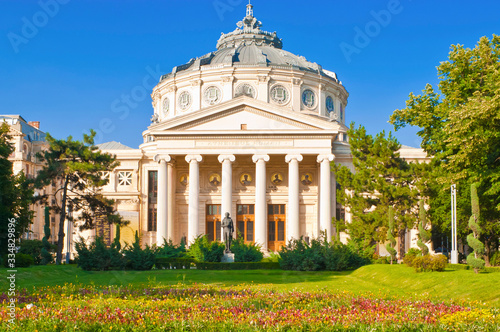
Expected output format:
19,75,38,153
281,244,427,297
147,97,341,135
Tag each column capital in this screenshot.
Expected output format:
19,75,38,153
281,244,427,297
317,154,335,163
218,154,236,163
185,155,203,163
285,154,303,163
252,154,270,163
154,154,171,163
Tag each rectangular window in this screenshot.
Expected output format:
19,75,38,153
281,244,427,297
268,221,275,241
277,221,285,241
118,171,132,186
148,170,158,232
148,207,157,232
246,221,254,242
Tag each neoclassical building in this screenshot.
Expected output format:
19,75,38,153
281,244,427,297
11,4,428,256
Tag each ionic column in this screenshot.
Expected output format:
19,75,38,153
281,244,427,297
317,154,335,241
285,154,303,241
185,155,203,245
167,160,176,242
252,154,270,250
218,154,236,223
154,154,171,245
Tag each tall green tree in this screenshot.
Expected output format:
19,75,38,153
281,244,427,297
390,35,500,263
467,183,485,273
35,130,127,264
385,206,397,264
417,200,430,255
334,124,421,256
0,123,34,257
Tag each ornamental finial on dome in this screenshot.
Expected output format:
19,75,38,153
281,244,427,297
216,1,283,50
246,1,253,17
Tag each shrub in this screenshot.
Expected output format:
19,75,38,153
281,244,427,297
188,236,225,263
261,252,280,263
412,254,447,272
279,234,369,271
490,251,500,267
4,253,34,268
403,248,422,267
154,239,187,259
75,237,125,271
232,236,263,262
18,239,55,265
123,232,156,271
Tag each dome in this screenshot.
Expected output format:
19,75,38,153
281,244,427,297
159,3,339,84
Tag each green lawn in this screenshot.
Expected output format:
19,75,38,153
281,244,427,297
2,264,500,307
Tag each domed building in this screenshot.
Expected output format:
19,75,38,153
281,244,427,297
83,3,425,254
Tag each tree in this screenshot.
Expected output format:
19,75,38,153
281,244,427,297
35,130,127,265
467,183,485,273
334,124,421,256
417,200,430,255
385,206,397,264
390,35,500,262
0,123,34,257
41,206,53,265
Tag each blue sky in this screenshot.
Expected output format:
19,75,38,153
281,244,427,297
1,0,499,148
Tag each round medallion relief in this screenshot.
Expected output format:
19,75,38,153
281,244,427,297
302,89,316,108
239,173,253,186
270,85,289,105
301,173,313,186
326,96,334,114
204,86,222,106
270,172,284,186
178,91,192,111
235,84,256,98
162,98,170,115
179,174,189,186
209,173,221,186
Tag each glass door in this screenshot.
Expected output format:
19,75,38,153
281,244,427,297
268,204,286,251
206,204,221,242
237,204,255,244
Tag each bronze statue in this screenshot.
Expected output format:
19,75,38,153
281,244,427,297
221,212,234,253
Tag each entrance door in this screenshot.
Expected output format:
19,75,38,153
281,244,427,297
268,204,286,251
206,204,221,242
237,204,255,243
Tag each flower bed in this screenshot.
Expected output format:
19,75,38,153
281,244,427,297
1,284,499,331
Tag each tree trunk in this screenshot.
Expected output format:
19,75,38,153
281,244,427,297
56,176,69,265
398,228,406,261
484,238,491,267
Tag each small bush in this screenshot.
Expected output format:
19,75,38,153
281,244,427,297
490,251,500,267
403,248,422,267
75,237,125,271
4,253,34,268
261,252,280,263
123,232,156,271
412,254,447,272
279,234,369,271
188,236,225,263
232,236,263,262
154,239,187,259
18,239,56,265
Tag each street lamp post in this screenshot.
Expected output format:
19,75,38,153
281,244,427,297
450,184,458,264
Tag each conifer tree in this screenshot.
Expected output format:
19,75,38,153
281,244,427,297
112,224,121,251
41,206,53,265
385,206,397,264
35,130,128,264
467,183,485,273
334,124,421,255
417,200,430,255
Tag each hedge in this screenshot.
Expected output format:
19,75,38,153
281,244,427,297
446,264,500,273
155,257,196,270
195,262,280,270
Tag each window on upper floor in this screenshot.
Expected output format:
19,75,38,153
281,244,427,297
118,171,132,186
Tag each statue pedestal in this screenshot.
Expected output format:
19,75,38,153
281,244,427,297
221,253,235,263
